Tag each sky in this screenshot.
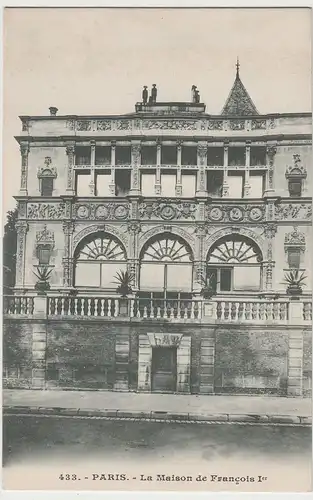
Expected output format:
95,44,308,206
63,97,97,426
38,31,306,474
2,7,312,216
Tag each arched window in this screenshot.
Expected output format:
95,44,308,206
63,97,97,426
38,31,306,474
139,234,193,296
207,235,263,292
74,232,126,289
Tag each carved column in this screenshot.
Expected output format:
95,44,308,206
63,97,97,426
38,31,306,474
244,141,251,197
130,141,141,196
15,221,29,288
155,139,162,195
66,142,75,194
19,143,29,195
109,141,116,196
62,221,75,289
196,142,207,196
127,221,141,290
193,225,207,293
89,140,96,195
264,143,277,195
222,142,229,197
176,140,182,196
264,223,277,291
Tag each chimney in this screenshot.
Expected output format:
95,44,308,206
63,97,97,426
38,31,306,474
49,107,58,116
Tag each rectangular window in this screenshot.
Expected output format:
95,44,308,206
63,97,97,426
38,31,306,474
248,173,264,198
140,264,164,290
115,170,131,196
141,146,157,165
228,172,244,198
233,266,260,290
101,263,126,288
76,172,91,196
288,180,302,197
250,147,266,166
161,173,176,197
288,249,301,269
161,146,177,165
181,173,196,197
75,262,100,287
41,177,54,196
181,146,197,166
141,173,156,196
207,147,223,166
166,264,192,291
75,147,91,165
115,146,131,165
207,171,223,197
220,268,232,291
37,246,51,265
96,172,111,196
95,146,111,165
228,147,246,166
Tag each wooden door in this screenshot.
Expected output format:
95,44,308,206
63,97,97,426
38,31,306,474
151,347,177,392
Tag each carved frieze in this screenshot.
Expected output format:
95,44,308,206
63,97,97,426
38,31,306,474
275,203,311,221
138,201,197,221
229,120,245,130
285,153,307,179
36,225,55,246
37,157,57,178
141,120,198,131
73,202,129,221
205,204,265,223
27,203,65,219
251,119,266,130
284,227,306,251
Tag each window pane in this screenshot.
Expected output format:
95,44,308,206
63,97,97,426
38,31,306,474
38,248,50,265
97,173,111,196
167,264,192,291
75,263,100,287
288,250,300,269
181,174,196,197
101,263,126,288
41,178,53,196
289,181,302,197
228,175,243,198
248,175,263,198
140,264,164,290
233,266,260,290
220,268,232,291
141,174,155,196
76,173,91,196
161,174,176,197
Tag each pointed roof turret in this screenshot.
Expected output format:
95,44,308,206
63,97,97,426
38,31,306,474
221,59,259,116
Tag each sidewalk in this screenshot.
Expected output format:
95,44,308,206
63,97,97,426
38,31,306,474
3,389,312,425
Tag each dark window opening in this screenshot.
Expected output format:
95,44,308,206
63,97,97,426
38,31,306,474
207,170,223,197
250,146,266,166
47,363,59,381
116,146,131,165
115,169,131,196
288,179,302,197
181,146,197,166
37,245,51,265
207,267,232,292
41,177,54,196
220,268,232,291
228,147,246,166
75,146,91,165
207,147,223,166
95,146,111,165
161,146,177,165
141,146,157,165
287,248,301,269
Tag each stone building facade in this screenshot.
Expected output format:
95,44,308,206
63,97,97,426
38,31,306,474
3,68,312,397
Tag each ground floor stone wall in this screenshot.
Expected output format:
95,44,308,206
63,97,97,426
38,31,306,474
3,319,312,397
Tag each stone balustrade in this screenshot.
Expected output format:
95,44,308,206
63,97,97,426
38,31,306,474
3,295,312,325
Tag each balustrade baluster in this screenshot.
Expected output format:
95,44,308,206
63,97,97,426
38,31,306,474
107,299,111,317
190,302,195,320
157,306,161,319
60,298,65,316
170,305,175,319
74,298,78,315
87,298,91,316
143,306,148,318
114,299,119,317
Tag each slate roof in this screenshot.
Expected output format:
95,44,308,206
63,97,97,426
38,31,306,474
221,62,259,116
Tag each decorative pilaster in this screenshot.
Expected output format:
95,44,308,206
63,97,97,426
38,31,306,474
287,325,303,397
222,142,229,197
130,141,141,195
32,296,48,389
66,142,75,194
19,142,29,195
194,224,208,292
62,221,75,288
199,336,215,394
109,141,116,196
114,333,130,391
264,223,277,291
176,336,191,393
196,142,207,196
175,140,182,196
89,141,96,195
15,221,29,288
264,143,277,195
244,141,251,197
155,140,162,195
127,221,141,289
